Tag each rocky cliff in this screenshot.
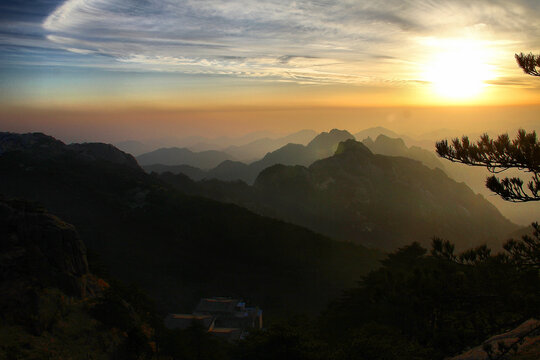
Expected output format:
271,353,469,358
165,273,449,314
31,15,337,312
0,197,92,328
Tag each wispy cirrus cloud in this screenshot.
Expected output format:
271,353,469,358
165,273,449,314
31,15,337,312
28,0,540,84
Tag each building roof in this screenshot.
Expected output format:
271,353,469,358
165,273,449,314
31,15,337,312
209,327,243,341
164,313,214,330
168,314,212,320
195,297,241,314
209,327,240,334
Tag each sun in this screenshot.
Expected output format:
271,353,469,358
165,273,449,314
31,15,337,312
422,40,496,100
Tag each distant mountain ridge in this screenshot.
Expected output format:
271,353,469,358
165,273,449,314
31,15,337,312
116,129,317,159
159,139,518,251
136,147,234,169
145,129,354,184
143,163,208,180
0,132,140,169
222,129,318,162
362,134,445,170
354,129,540,226
118,126,538,226
354,126,435,150
354,126,401,141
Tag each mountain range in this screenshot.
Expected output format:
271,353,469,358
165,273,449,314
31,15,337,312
136,147,234,169
221,129,317,162
144,129,354,184
137,127,538,225
158,139,518,251
356,129,539,225
0,132,382,317
117,129,317,159
362,134,445,170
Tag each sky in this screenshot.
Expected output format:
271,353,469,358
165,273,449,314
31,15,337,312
0,0,539,141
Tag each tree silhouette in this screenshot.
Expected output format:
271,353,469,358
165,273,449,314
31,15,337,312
436,130,539,202
515,52,540,76
504,222,540,270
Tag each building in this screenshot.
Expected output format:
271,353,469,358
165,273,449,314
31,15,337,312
164,297,263,341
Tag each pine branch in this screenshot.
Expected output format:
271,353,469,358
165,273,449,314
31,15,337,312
436,130,540,202
515,53,540,77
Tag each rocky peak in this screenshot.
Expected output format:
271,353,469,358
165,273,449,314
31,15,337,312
0,198,90,298
362,134,408,156
373,134,407,152
334,139,373,157
254,164,311,191
307,129,355,152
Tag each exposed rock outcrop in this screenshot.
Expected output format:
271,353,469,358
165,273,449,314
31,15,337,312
448,319,540,360
0,198,92,327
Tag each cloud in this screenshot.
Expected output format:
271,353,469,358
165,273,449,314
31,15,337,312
40,0,540,84
65,47,96,54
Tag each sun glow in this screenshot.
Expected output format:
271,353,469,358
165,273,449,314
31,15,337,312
422,39,496,100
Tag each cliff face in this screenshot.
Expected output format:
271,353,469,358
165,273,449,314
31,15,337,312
0,197,94,340
0,198,158,358
0,198,91,310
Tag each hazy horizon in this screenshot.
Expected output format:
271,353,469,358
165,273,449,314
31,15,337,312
2,104,539,144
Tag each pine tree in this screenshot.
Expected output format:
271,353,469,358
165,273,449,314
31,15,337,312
436,130,539,202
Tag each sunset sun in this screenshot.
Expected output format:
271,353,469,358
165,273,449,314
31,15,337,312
423,42,496,100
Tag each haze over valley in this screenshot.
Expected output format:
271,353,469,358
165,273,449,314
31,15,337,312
123,126,538,226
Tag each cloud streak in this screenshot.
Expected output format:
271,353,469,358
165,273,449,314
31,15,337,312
37,0,540,84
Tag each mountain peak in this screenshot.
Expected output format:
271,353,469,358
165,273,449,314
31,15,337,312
374,134,407,151
307,129,354,152
354,127,400,142
334,139,373,157
136,147,233,168
0,132,66,155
